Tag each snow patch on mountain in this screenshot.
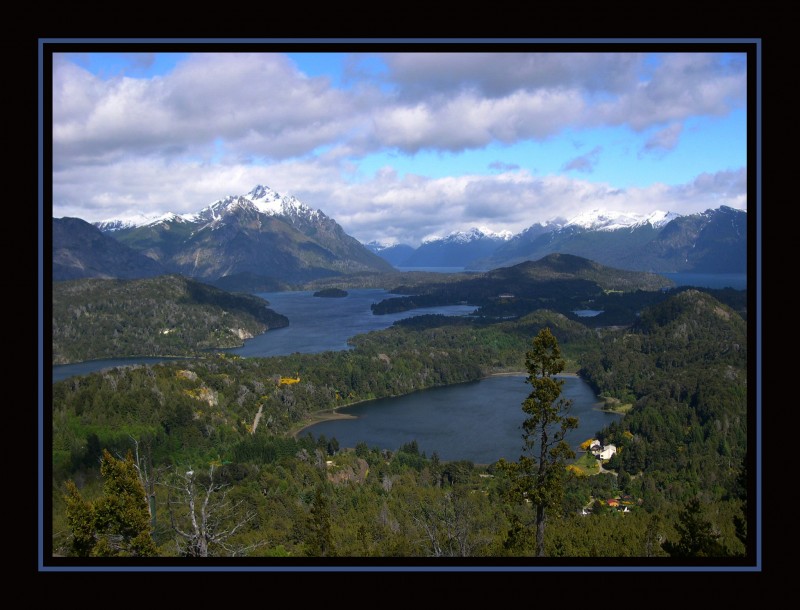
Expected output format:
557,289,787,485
98,185,325,232
246,185,323,222
564,209,681,231
643,210,682,228
95,212,192,231
365,240,400,252
422,227,514,245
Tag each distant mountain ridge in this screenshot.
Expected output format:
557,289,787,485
368,227,514,268
53,217,168,281
365,242,417,267
368,206,746,274
402,227,512,267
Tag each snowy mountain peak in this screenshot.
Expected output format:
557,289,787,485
244,184,322,221
95,212,191,232
94,218,140,232
477,227,514,241
365,240,398,252
246,185,283,215
565,209,682,232
190,185,325,226
95,185,328,234
423,227,513,245
247,184,281,202
148,212,191,226
196,195,259,224
644,210,682,228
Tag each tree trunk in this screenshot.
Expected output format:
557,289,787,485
535,505,546,557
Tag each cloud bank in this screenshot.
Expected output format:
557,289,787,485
51,49,749,246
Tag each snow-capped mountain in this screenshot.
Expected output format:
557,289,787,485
365,241,416,267
422,227,514,245
471,206,746,274
246,185,322,222
95,212,192,232
402,227,515,268
564,209,681,232
83,185,393,285
95,185,324,233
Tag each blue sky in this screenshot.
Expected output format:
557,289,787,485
51,47,749,246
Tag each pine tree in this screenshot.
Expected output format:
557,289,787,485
662,498,729,557
497,327,578,557
306,483,334,557
64,449,158,557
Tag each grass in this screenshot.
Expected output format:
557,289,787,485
599,396,634,414
570,451,601,476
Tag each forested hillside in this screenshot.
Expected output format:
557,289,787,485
371,254,673,322
50,290,750,560
580,290,748,508
52,275,289,364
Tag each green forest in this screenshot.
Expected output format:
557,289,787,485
48,280,751,562
52,275,289,364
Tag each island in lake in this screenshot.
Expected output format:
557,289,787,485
313,288,348,298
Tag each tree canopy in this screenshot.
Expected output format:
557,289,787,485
63,449,158,557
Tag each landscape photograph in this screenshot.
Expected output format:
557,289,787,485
41,41,758,570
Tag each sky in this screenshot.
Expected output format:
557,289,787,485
49,45,750,247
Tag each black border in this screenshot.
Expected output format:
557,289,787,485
39,38,761,574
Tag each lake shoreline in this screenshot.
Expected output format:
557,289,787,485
292,370,585,438
292,409,360,438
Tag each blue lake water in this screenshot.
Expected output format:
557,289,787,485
52,289,476,382
659,272,747,290
304,375,620,464
50,288,621,463
573,310,604,317
396,266,467,273
228,290,476,358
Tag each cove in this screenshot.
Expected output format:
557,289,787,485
52,289,476,382
302,374,622,464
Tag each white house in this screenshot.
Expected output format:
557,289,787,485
596,444,617,461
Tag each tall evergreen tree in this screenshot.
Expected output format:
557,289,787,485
497,327,578,557
662,498,728,557
306,483,335,557
63,449,158,557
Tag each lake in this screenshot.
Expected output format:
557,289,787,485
227,289,476,357
659,272,747,290
302,374,621,464
52,289,477,382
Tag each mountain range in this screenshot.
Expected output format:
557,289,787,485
54,185,393,286
52,184,747,285
369,206,747,274
368,227,513,268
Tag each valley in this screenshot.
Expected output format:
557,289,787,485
46,186,752,563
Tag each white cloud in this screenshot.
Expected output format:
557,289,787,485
53,147,746,246
55,51,745,169
50,51,748,245
372,89,585,153
562,146,603,173
53,53,356,166
642,123,684,155
591,53,746,131
379,52,643,98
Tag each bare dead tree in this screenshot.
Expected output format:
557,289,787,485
411,490,473,557
164,463,263,557
126,435,166,528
